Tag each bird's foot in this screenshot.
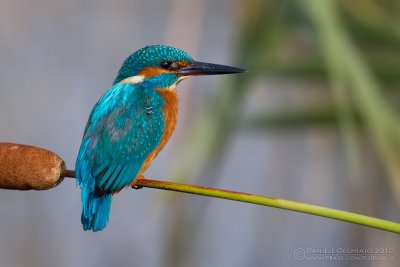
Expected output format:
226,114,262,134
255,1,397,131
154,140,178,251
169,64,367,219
131,175,145,190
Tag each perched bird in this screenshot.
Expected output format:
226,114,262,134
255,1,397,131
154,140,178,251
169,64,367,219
75,45,245,231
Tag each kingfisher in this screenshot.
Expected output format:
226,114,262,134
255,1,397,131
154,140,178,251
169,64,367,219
75,45,245,231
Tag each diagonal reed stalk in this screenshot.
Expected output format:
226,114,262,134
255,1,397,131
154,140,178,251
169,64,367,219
63,170,400,234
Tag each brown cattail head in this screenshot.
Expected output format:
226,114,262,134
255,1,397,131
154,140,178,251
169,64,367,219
0,143,66,190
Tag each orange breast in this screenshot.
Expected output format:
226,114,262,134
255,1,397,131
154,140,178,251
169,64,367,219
138,88,179,176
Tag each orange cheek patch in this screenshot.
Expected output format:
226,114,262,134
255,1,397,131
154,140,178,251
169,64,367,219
138,61,190,78
138,67,169,78
174,61,190,68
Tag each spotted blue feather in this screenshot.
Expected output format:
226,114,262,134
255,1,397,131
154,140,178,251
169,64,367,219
76,83,165,231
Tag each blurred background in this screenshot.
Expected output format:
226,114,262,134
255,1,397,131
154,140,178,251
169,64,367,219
0,0,399,266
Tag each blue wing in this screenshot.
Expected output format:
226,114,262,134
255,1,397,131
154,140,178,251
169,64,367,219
76,83,165,193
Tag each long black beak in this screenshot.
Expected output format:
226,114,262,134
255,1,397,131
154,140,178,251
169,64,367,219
178,61,246,76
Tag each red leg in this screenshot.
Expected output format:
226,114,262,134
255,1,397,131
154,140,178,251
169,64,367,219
131,175,146,190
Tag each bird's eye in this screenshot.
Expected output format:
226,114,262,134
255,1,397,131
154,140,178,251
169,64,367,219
159,61,180,71
160,61,172,69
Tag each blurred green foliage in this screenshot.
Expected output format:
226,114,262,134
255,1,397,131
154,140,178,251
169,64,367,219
170,0,400,198
164,1,400,265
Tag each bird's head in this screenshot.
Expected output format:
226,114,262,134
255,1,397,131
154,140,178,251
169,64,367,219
113,45,245,88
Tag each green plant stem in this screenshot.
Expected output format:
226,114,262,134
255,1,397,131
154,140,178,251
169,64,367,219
64,170,399,233
133,179,400,234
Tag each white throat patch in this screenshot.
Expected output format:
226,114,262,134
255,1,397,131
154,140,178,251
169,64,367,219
118,75,145,85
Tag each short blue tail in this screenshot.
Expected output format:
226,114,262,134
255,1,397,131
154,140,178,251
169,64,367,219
81,187,112,232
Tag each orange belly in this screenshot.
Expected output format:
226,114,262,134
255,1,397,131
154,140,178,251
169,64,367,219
138,88,178,175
